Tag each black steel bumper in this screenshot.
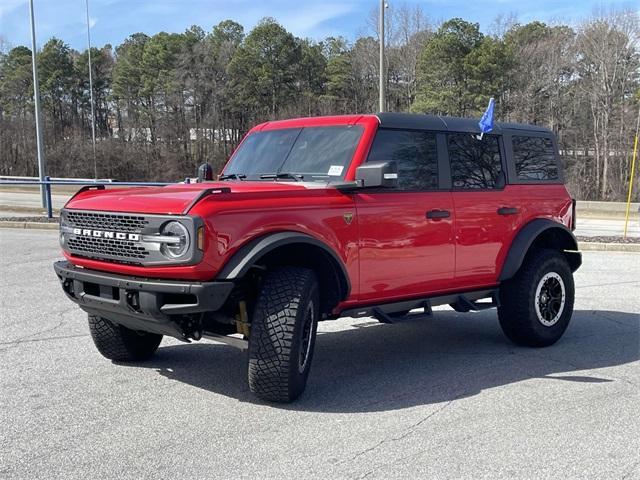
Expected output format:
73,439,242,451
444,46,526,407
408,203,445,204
53,261,234,338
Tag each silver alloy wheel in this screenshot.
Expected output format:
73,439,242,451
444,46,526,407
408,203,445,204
534,272,566,326
298,301,315,373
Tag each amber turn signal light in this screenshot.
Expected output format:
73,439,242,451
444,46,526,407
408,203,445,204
197,226,204,250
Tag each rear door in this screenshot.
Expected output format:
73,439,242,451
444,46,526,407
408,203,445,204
447,133,522,288
354,129,456,303
504,132,571,227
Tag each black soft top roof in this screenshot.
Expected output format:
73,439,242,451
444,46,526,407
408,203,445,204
376,112,552,135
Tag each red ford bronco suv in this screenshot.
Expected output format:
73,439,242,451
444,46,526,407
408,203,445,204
54,113,581,402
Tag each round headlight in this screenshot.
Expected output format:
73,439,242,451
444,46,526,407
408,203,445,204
160,221,190,258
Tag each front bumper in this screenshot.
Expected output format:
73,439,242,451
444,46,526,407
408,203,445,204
54,261,234,338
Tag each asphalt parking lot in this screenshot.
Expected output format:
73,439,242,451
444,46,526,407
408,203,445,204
1,228,638,479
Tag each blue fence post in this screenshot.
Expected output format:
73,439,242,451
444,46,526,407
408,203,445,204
44,176,53,219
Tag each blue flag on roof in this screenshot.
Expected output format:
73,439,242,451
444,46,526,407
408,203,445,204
478,97,495,138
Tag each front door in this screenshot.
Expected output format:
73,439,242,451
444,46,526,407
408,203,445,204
354,128,456,304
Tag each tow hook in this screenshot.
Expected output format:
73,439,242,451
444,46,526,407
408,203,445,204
62,279,74,296
125,291,141,312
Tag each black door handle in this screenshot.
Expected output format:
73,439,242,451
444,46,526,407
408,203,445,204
426,209,450,219
497,207,519,215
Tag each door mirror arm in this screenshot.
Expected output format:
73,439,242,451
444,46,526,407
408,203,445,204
333,180,364,192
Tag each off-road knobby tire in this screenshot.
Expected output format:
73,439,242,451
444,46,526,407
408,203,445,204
248,266,320,403
498,248,574,347
88,314,163,361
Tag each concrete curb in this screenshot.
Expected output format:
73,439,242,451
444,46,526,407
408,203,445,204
1,222,639,252
0,221,58,230
0,204,61,214
577,242,640,253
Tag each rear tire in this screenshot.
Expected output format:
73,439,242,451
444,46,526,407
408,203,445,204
248,266,319,403
498,249,574,347
88,314,162,361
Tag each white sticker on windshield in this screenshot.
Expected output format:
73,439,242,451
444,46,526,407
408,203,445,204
328,165,344,176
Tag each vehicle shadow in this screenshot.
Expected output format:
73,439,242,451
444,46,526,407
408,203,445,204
125,309,639,413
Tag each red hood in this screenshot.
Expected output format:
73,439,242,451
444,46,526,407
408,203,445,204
64,181,326,215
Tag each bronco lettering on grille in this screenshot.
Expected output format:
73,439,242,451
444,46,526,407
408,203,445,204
72,228,140,241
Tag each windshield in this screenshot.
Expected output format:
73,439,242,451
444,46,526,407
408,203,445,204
223,125,363,180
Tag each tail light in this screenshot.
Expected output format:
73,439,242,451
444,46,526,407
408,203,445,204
571,199,576,231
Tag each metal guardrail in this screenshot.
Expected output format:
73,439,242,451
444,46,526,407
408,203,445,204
0,175,114,182
0,177,174,219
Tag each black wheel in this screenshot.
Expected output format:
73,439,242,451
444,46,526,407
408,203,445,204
498,249,574,347
248,266,319,403
88,314,163,361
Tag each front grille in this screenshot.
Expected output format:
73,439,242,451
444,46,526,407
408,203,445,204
65,211,149,233
61,209,199,266
67,236,149,260
63,210,151,263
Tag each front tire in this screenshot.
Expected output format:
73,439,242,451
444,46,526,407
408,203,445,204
88,315,162,361
248,266,319,403
498,249,575,347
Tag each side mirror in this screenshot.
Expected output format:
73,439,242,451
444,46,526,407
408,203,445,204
197,163,214,182
355,161,398,188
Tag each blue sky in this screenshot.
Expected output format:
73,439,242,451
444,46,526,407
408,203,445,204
1,0,638,51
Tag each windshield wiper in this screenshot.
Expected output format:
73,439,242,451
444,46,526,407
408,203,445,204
260,172,304,182
219,173,246,181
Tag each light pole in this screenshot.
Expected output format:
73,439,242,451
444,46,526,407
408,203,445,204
28,0,47,208
85,0,97,179
378,0,387,112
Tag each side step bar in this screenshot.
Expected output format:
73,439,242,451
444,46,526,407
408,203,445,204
202,332,248,350
450,291,500,313
341,289,498,324
373,300,433,324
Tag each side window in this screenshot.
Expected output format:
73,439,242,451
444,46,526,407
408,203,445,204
512,136,559,181
448,134,503,189
367,129,438,190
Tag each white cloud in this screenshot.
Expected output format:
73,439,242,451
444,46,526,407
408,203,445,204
275,2,357,37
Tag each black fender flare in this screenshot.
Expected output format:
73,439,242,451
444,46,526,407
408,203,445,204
499,219,581,282
216,231,351,298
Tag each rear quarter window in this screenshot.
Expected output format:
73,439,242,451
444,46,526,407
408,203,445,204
512,136,559,181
